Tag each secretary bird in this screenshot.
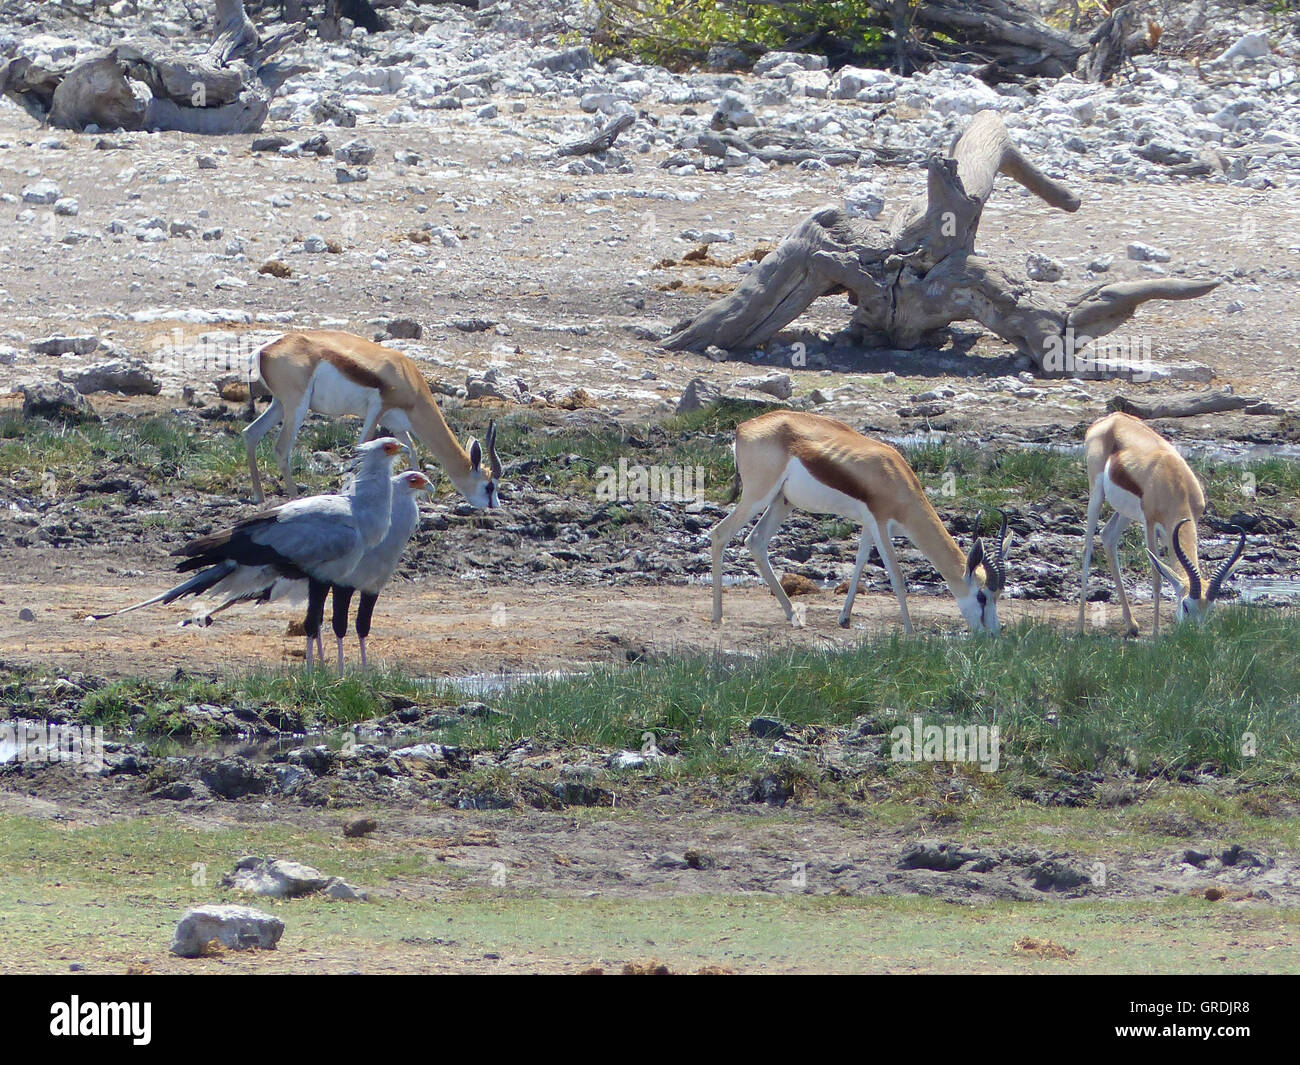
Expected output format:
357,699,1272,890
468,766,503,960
176,470,433,675
327,468,431,673
96,437,406,668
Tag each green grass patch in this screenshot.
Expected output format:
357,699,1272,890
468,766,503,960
1,812,1296,973
13,609,1300,788
69,667,426,742
479,608,1300,781
0,413,248,496
7,405,1298,521
1199,456,1300,519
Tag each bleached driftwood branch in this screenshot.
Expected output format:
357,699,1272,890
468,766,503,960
664,111,1219,373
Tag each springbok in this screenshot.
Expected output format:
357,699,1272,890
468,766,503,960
1077,411,1247,636
244,330,501,508
711,411,1008,633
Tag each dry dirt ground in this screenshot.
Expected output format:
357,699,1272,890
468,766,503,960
2,48,1299,974
2,97,1299,435
0,549,1088,678
3,777,1297,974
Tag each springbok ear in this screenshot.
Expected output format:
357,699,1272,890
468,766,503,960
965,539,985,581
1147,550,1186,597
468,438,482,471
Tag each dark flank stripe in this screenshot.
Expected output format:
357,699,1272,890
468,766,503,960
321,349,385,392
1108,455,1144,499
776,422,880,511
795,447,878,510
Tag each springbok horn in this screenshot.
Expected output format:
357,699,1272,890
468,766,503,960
486,419,503,480
1206,526,1247,601
966,510,986,580
990,509,1009,592
1170,517,1202,600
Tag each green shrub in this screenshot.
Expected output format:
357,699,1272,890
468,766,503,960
589,0,890,68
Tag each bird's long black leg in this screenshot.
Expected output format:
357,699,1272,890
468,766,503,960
331,585,355,677
355,592,379,671
303,579,329,669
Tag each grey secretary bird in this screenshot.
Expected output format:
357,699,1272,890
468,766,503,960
96,437,406,668
178,470,433,674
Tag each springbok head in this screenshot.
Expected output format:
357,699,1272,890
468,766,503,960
959,509,1009,633
453,420,503,509
1148,519,1246,624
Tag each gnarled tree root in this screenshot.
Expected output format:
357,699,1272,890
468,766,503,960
663,110,1220,374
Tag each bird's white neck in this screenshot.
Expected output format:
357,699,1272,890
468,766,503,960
350,456,396,546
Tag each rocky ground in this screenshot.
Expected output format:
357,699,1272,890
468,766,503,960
0,3,1296,603
1,1,1298,947
5,715,1298,907
0,0,1297,423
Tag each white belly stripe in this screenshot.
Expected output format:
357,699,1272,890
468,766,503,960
781,458,875,526
1102,457,1145,523
307,363,380,418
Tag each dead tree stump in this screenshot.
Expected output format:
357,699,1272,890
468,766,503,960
0,0,307,134
663,111,1219,374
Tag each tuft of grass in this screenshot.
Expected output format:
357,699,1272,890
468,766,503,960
898,442,1089,509
22,609,1299,787
462,607,1300,781
663,398,784,436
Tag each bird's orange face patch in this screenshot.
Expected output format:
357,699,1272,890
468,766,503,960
404,472,431,490
382,441,404,456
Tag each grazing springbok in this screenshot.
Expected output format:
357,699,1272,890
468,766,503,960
244,330,502,508
1077,411,1247,636
711,411,1008,633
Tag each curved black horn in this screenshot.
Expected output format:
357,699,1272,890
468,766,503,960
1207,526,1247,601
991,509,1009,592
486,420,503,480
965,511,985,579
1170,518,1202,600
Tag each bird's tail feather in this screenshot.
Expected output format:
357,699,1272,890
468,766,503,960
177,574,307,628
90,560,239,620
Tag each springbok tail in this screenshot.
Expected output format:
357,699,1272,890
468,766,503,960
91,560,239,620
246,333,283,419
726,468,742,505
